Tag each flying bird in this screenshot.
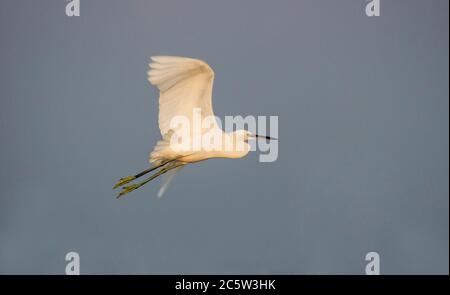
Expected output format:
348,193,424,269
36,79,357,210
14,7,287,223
113,56,274,198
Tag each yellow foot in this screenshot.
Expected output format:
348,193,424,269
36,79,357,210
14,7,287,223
117,184,141,198
113,175,135,189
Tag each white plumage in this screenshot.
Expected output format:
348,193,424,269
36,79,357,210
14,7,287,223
148,56,217,136
114,56,273,198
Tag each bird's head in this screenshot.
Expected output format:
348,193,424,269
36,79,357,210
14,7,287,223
223,130,276,158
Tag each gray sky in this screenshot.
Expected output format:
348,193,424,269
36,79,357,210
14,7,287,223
0,0,448,274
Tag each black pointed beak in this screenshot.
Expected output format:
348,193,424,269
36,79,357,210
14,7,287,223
255,134,277,140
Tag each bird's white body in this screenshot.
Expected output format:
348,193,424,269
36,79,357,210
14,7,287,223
150,128,251,165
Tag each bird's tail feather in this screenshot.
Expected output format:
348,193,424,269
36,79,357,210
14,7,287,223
149,130,176,166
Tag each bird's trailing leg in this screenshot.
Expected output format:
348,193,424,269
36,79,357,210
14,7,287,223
113,158,178,189
116,162,184,198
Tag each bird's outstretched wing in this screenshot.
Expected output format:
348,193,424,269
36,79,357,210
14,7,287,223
148,56,218,136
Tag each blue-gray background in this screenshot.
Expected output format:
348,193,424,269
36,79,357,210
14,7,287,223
0,0,448,274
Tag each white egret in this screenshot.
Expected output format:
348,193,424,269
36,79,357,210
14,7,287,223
114,56,274,198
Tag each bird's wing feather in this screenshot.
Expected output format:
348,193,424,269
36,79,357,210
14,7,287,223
157,165,183,198
148,56,217,136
